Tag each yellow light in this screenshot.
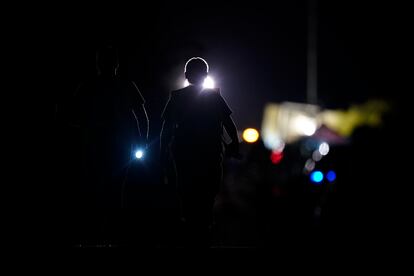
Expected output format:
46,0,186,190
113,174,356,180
243,128,259,143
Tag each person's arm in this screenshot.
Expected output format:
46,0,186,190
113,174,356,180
223,115,240,157
160,119,173,164
223,115,238,144
215,91,240,158
131,82,149,145
160,94,175,166
132,105,149,145
159,115,175,185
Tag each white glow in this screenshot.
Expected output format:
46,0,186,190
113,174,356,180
318,142,330,156
312,150,322,162
293,115,317,136
183,76,215,88
135,150,144,159
263,133,285,151
203,76,215,89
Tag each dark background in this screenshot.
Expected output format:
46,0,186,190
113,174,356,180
49,1,402,130
11,0,409,247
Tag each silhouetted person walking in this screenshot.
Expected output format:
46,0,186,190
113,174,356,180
69,45,149,245
160,57,239,247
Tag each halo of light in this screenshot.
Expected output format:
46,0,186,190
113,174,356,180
184,57,209,73
242,128,260,143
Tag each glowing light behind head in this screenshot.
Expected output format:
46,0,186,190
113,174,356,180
203,76,215,89
183,76,215,89
183,57,214,89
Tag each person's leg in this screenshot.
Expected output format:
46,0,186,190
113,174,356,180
178,160,222,247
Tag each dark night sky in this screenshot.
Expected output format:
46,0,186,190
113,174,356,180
47,1,402,134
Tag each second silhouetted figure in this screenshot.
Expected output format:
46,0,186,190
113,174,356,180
69,45,149,244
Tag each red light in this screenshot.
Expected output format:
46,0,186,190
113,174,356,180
270,150,284,164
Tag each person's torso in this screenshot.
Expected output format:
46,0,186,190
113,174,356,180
171,86,225,157
75,78,139,155
78,78,134,128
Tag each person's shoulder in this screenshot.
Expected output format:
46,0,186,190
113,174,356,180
170,87,191,97
203,88,221,94
201,88,222,100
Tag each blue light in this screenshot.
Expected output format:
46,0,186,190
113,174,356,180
326,170,336,182
310,171,324,184
135,150,144,159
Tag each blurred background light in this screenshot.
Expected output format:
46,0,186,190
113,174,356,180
243,128,259,143
310,171,324,183
270,150,284,164
326,170,337,182
304,159,316,173
293,115,317,136
263,133,285,151
312,150,323,162
318,142,330,156
135,150,144,159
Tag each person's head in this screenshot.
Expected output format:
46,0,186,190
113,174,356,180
96,45,119,76
184,57,209,86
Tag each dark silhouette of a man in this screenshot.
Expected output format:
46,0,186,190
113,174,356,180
69,45,149,243
160,57,239,247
